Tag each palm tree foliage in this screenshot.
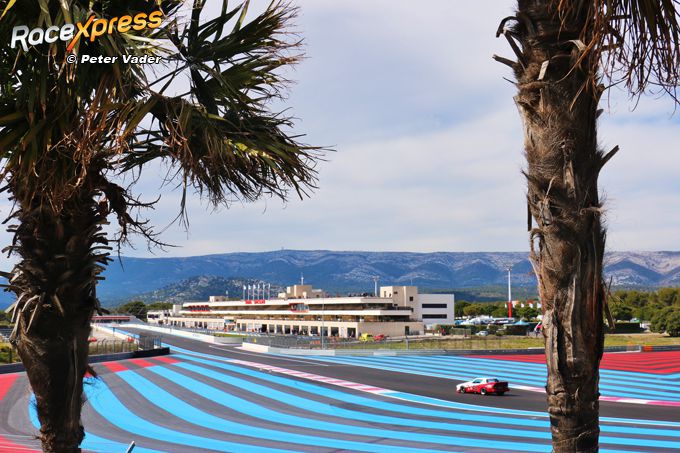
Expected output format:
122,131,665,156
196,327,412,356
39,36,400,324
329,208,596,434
0,0,321,451
495,1,678,451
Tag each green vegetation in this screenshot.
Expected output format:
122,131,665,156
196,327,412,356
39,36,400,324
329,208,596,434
456,300,538,320
0,343,18,363
456,288,680,336
0,310,10,327
609,287,680,321
146,302,173,311
121,276,279,306
113,300,147,320
111,300,172,321
650,307,680,337
609,288,680,336
213,333,248,339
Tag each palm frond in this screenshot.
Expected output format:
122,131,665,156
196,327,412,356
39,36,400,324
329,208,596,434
556,0,680,100
120,0,322,212
0,0,323,245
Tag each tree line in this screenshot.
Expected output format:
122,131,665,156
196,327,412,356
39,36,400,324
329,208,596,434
111,301,173,321
455,287,680,337
609,288,680,337
454,300,539,320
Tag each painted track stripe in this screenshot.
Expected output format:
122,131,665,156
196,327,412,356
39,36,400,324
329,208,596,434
175,354,680,445
158,361,552,446
27,395,164,453
81,377,304,453
303,355,680,402
175,354,552,427
227,359,680,441
115,369,455,453
150,365,542,451
169,342,680,426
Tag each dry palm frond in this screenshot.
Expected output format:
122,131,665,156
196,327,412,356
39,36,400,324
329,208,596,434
555,0,680,101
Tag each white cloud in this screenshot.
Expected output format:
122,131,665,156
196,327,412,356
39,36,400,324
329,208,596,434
1,0,678,259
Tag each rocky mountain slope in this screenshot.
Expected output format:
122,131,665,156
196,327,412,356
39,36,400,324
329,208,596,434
2,250,679,307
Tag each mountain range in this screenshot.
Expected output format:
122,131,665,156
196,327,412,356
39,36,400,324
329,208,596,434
2,250,680,307
126,275,284,305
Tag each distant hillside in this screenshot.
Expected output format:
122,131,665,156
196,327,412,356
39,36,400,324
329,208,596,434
94,250,680,305
2,250,679,308
123,275,283,305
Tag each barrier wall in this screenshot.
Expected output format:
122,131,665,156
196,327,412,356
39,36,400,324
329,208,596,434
117,324,243,345
241,342,680,357
0,347,170,374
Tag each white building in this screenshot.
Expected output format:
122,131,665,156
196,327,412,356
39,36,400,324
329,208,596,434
379,286,455,327
148,283,455,338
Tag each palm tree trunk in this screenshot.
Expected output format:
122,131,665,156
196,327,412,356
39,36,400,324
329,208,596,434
7,186,106,452
502,1,607,451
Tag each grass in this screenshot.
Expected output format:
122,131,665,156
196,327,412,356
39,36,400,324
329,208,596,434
604,333,680,347
335,336,544,350
335,332,680,351
213,333,248,338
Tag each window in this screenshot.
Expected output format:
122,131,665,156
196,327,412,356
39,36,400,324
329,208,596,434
422,314,447,319
422,303,447,309
409,296,414,302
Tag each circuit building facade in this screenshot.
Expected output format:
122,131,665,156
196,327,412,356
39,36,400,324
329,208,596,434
147,283,455,338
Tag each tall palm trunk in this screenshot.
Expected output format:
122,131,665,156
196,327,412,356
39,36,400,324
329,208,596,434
500,1,608,450
8,182,106,452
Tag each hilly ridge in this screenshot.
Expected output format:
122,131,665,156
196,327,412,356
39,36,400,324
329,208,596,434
2,249,679,307
96,249,678,304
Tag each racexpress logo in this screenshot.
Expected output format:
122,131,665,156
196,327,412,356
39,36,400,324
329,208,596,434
10,11,162,52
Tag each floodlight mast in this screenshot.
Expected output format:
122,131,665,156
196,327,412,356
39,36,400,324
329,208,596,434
507,265,513,318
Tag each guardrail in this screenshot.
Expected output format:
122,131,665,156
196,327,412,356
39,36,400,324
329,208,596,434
115,324,243,345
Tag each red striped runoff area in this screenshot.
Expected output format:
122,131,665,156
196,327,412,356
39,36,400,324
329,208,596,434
101,356,180,373
465,350,680,406
470,350,680,374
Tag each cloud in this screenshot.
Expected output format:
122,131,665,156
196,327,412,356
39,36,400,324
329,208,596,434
1,0,678,260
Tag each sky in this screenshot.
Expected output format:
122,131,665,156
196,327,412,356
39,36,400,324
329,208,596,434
1,0,679,260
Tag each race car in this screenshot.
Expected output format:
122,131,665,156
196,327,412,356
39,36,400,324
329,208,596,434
456,377,509,395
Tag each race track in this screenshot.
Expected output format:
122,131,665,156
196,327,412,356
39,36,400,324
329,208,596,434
0,329,678,452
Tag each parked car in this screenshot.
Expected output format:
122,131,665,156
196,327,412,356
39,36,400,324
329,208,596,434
475,330,489,336
359,333,373,342
373,334,386,341
456,377,509,395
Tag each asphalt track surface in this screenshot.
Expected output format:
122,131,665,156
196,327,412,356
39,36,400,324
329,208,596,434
0,328,677,452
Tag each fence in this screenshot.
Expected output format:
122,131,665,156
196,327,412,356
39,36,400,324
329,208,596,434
89,340,139,355
243,334,360,349
242,333,544,351
0,339,147,364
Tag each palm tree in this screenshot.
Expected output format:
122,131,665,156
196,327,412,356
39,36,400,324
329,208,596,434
495,1,679,450
0,1,321,451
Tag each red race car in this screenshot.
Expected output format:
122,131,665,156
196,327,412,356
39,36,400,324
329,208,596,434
456,377,509,395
